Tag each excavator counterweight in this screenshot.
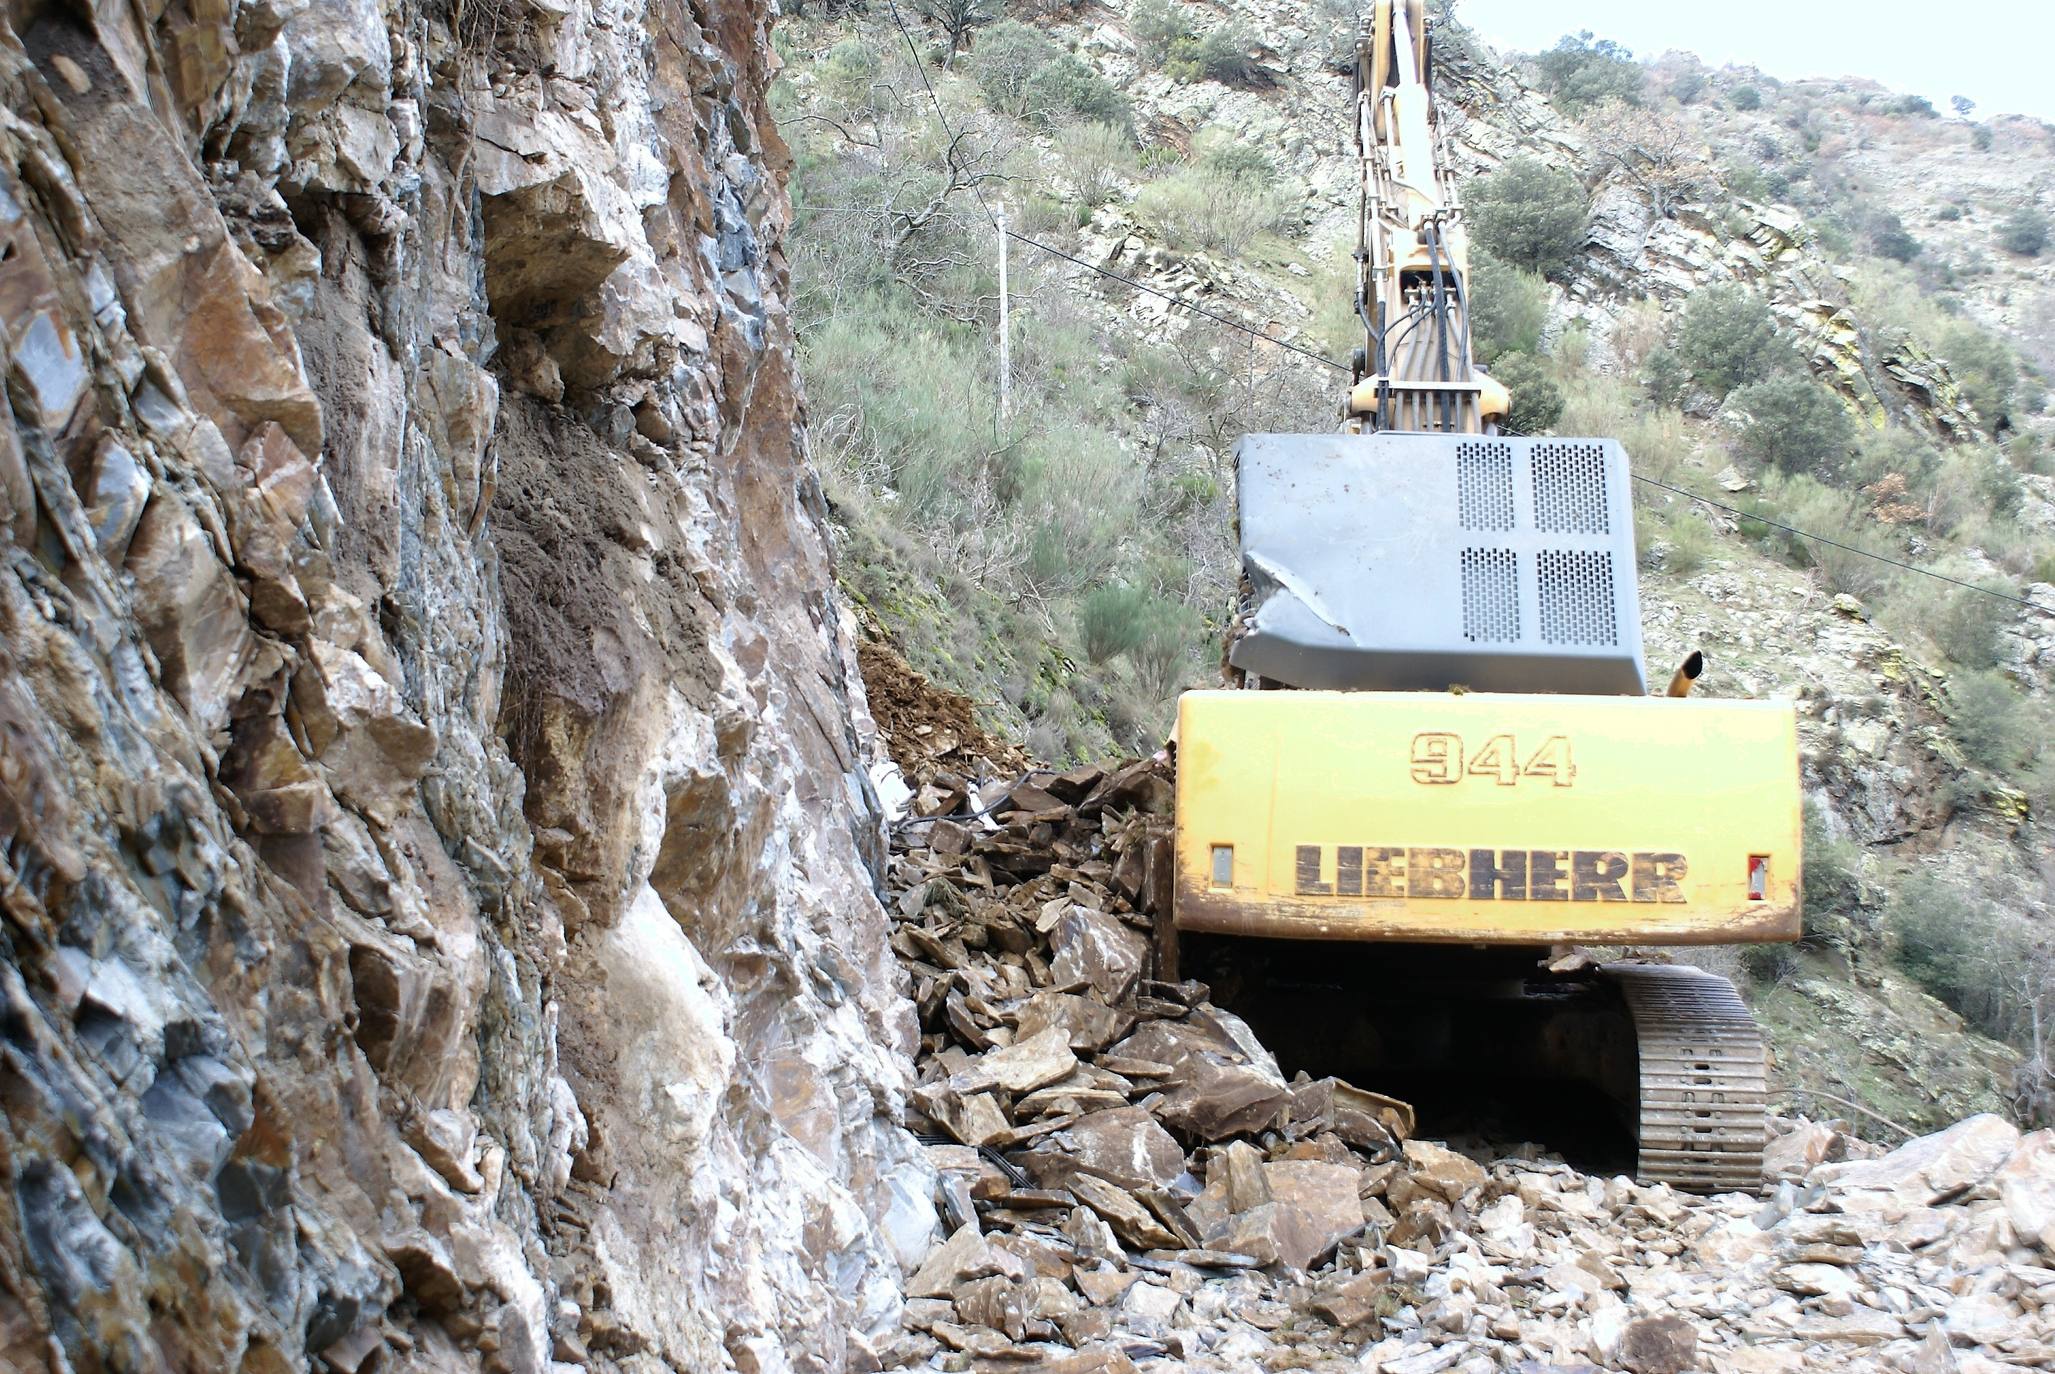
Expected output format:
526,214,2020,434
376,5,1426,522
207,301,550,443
1168,2,1802,1193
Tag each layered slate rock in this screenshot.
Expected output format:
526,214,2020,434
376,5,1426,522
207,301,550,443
0,0,924,1368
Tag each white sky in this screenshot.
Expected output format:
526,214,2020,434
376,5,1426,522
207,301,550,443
1457,0,2055,121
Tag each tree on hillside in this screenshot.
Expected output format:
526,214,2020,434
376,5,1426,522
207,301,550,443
971,20,1060,114
2001,206,2050,257
915,0,1001,66
1951,95,1976,119
1869,212,1922,264
1676,285,1787,398
1466,251,1548,362
1465,158,1587,280
1533,31,1644,114
1580,102,1712,218
1730,373,1855,476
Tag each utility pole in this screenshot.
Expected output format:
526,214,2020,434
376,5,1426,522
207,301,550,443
996,210,1011,420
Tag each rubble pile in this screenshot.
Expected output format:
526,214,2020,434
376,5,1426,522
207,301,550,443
882,757,2055,1372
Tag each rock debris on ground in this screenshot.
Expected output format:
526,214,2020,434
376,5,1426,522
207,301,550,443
877,753,2055,1373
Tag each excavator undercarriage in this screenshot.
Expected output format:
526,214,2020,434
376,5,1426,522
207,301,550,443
1167,2,1800,1193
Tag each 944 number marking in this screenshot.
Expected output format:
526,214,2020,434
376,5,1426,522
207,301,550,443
1410,732,1575,787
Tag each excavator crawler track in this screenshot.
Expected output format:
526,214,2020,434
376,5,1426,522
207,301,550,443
1608,964,1767,1194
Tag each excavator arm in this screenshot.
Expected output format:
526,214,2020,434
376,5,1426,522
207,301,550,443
1347,3,1508,433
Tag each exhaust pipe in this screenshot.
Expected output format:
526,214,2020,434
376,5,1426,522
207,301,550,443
1666,650,1704,698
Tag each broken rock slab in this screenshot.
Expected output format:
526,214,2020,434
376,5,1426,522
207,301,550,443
1397,1139,1489,1206
906,1222,1005,1300
1115,1008,1291,1142
1016,989,1135,1054
1814,1113,2019,1203
948,1026,1078,1097
1258,1159,1366,1271
1049,907,1149,1003
1041,1106,1185,1191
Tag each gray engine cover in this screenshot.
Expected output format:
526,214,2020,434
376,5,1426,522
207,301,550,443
1231,432,1648,695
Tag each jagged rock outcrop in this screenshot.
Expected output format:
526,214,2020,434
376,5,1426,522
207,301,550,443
0,0,927,1370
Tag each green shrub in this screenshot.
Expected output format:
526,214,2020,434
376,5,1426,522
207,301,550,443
1466,251,1548,362
1971,125,1995,152
1936,203,1963,222
1130,0,1188,68
1054,121,1135,208
1801,800,1862,934
971,20,1062,116
1166,471,1219,513
1133,163,1288,255
1136,614,1204,696
1552,322,1591,372
1078,584,1153,662
1724,162,1772,201
1489,351,1565,435
1812,217,1854,258
1755,474,1894,599
1533,31,1644,113
1729,373,1855,476
1164,27,1261,85
819,39,882,108
1937,320,2018,431
1891,94,1937,117
1950,668,2029,771
2000,206,2050,256
1194,136,1275,185
1466,158,1588,279
1022,55,1130,130
1676,285,1787,398
1850,423,1942,487
1871,214,1922,263
1927,584,2015,668
1730,84,1761,111
1653,509,1716,574
1640,347,1688,406
1889,872,1998,1026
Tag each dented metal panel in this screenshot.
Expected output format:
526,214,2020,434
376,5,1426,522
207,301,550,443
1173,690,1801,946
1232,432,1648,695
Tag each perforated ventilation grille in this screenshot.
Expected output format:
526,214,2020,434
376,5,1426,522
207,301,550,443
1460,548,1520,642
1538,549,1619,645
1456,441,1515,531
1532,442,1609,534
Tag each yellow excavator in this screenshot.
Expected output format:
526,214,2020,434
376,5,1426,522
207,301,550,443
1167,2,1801,1192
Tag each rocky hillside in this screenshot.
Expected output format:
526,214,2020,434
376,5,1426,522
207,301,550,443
0,0,928,1368
779,1,2055,1137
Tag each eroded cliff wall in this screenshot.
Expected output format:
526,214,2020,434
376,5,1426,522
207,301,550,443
0,0,928,1369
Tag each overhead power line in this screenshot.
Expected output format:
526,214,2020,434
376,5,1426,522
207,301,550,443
994,228,1352,372
1627,474,2047,613
795,44,2053,621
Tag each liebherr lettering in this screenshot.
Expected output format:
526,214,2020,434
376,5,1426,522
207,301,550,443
1293,846,1688,903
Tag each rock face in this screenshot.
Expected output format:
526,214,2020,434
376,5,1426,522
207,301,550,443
0,1,922,1370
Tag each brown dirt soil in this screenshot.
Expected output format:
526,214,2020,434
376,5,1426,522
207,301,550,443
856,637,1026,779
